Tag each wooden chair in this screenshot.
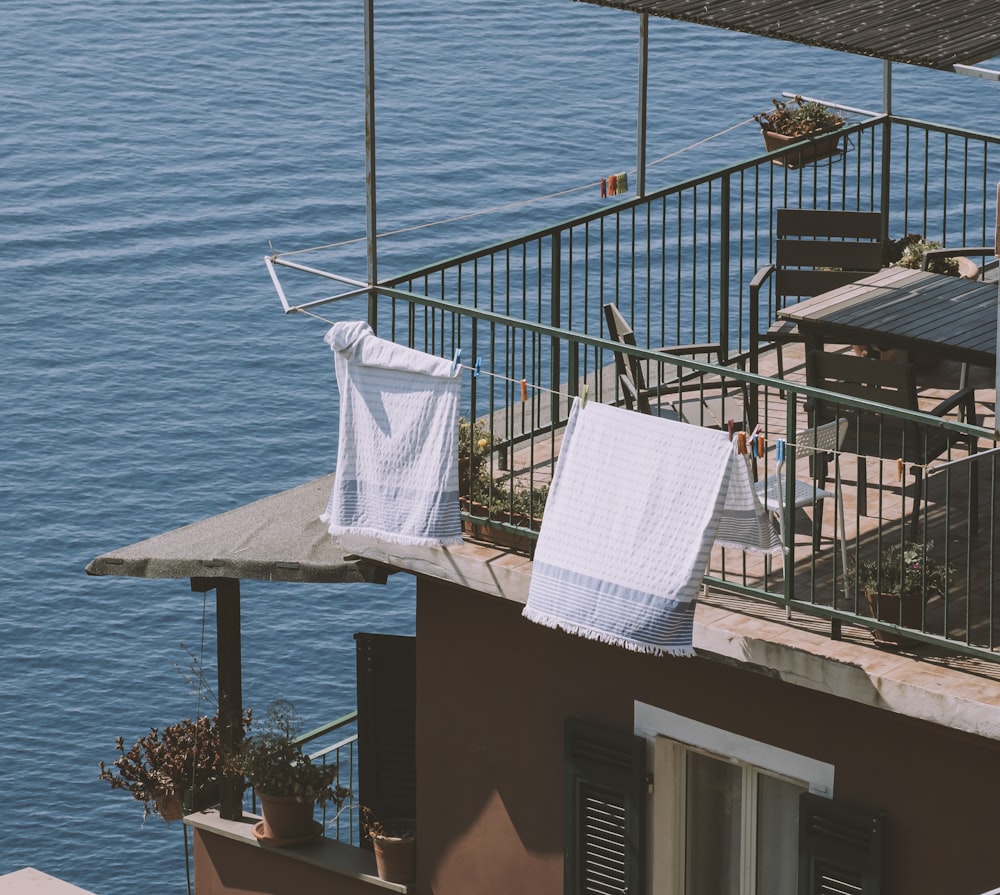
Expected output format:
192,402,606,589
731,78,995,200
603,302,749,431
805,350,979,534
750,209,884,378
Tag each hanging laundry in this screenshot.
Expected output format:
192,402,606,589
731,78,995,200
321,321,464,547
523,400,780,656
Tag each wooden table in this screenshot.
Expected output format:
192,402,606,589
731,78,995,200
778,267,998,369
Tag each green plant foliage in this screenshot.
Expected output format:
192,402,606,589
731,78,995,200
890,235,960,276
754,95,844,137
229,700,348,805
851,541,952,596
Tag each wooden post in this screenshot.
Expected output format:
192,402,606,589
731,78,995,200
191,577,244,821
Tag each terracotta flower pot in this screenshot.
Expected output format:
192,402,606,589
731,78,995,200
863,588,922,647
372,831,416,884
257,791,317,841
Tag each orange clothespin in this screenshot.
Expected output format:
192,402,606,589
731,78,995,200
897,458,904,482
520,378,528,402
737,431,748,455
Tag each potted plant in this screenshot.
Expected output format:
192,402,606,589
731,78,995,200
883,232,978,279
458,416,495,497
851,541,952,646
754,95,846,167
99,711,250,821
461,466,549,553
362,806,416,884
229,700,348,845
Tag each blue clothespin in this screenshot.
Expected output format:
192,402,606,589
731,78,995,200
473,357,481,378
452,348,462,373
776,438,786,463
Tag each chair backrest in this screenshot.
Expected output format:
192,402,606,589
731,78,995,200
775,209,884,302
795,417,850,456
603,303,651,413
806,350,919,412
805,350,935,461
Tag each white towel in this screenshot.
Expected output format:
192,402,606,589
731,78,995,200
523,400,781,656
321,321,464,547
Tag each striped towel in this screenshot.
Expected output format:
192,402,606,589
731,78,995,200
321,321,464,547
523,400,781,656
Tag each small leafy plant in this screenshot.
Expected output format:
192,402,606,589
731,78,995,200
887,234,960,276
754,95,844,137
851,541,952,596
229,700,348,805
99,711,251,819
361,805,415,840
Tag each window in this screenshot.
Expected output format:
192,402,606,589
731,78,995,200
637,702,837,895
564,708,883,895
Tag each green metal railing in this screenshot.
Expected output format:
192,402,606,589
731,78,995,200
271,114,999,659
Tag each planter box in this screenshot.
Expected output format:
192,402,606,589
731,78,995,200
762,127,845,168
460,498,540,555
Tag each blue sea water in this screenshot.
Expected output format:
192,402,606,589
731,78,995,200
3,2,997,891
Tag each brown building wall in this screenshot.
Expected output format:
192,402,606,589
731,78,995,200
416,578,1000,895
192,831,379,895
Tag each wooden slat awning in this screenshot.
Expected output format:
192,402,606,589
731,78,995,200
575,0,1000,72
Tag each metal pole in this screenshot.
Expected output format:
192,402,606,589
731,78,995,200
364,0,379,329
636,13,649,198
879,61,893,241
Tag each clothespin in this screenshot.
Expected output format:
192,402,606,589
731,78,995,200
727,419,735,442
600,178,607,199
452,348,462,372
581,384,589,407
473,357,481,378
520,378,528,402
776,438,786,463
617,172,628,194
897,458,904,482
747,423,762,458
737,431,747,455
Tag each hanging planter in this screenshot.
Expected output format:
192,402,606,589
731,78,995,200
755,95,846,168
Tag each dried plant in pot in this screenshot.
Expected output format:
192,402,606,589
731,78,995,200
362,806,416,884
754,95,846,168
228,699,348,845
850,541,952,647
99,711,250,822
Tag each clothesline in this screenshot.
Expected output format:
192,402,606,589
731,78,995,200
295,307,990,477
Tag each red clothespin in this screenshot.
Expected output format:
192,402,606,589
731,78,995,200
727,419,735,442
600,178,607,198
520,378,528,402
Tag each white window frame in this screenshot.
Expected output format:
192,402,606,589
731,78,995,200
634,701,835,895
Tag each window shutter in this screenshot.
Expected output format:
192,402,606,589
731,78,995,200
564,718,646,895
798,792,885,895
355,632,416,831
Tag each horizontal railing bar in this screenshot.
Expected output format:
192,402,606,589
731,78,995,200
294,710,359,748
